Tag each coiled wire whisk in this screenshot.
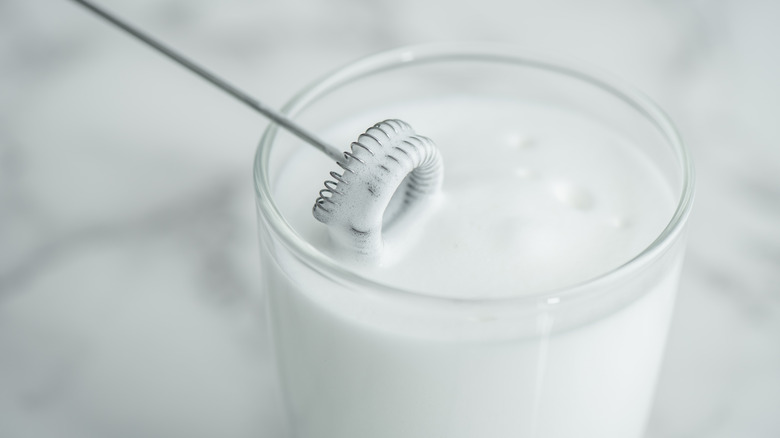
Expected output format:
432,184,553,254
313,119,443,257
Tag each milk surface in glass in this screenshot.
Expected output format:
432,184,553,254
255,48,690,438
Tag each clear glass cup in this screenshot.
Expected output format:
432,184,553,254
254,43,694,438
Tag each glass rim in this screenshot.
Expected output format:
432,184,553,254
253,42,695,310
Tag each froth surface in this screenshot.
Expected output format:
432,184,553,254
274,96,676,298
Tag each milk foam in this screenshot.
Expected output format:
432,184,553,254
275,96,675,298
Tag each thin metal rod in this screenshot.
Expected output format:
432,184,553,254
69,0,343,161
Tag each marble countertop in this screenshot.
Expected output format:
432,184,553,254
1,0,779,436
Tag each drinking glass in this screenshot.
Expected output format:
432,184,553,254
254,43,694,438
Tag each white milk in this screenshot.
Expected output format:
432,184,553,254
261,96,683,438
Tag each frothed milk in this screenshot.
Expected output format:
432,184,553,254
260,96,684,438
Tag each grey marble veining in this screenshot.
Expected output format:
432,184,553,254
1,0,779,437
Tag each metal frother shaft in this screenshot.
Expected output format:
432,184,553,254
69,0,343,161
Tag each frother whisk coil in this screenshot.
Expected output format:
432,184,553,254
313,119,443,257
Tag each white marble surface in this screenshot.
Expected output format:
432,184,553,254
2,0,779,436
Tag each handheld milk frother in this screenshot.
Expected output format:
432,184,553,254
70,0,443,257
